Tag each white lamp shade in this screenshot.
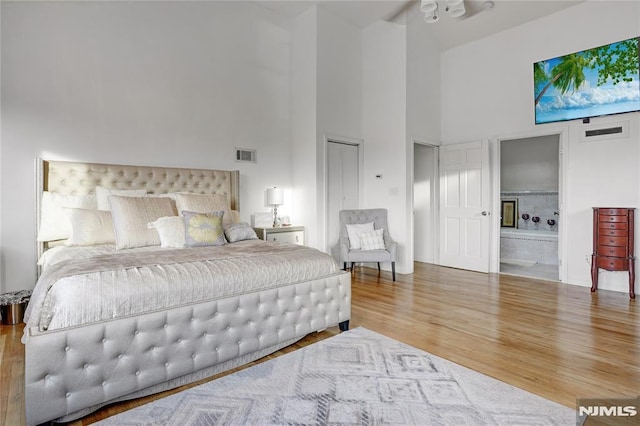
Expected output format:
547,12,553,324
266,187,283,205
420,0,437,13
448,4,466,17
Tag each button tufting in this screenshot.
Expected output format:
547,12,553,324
118,354,123,359
164,324,168,328
102,381,107,387
66,393,71,398
134,330,139,335
165,362,169,367
45,374,50,380
65,346,70,352
101,338,106,343
136,371,140,376
83,364,89,369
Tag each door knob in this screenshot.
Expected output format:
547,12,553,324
481,211,490,216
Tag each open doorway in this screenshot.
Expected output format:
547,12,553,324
413,142,438,264
499,134,560,281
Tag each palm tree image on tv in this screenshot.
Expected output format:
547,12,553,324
534,37,639,124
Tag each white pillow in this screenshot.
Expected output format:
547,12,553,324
359,228,386,250
346,222,374,250
148,216,185,248
96,186,147,211
174,193,233,226
109,196,176,249
66,208,115,246
37,191,97,242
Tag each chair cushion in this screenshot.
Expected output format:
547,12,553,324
347,249,392,263
346,222,374,249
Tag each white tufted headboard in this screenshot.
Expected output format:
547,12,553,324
35,158,240,263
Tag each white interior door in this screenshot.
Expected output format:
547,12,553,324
439,140,491,272
327,141,359,261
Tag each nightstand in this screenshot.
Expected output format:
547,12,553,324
254,226,305,245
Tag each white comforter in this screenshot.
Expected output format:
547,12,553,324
25,240,340,337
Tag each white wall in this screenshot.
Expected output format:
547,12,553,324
1,1,293,292
291,6,363,252
406,7,441,143
441,0,640,293
501,135,559,192
362,21,409,273
406,5,442,270
291,7,319,248
316,7,363,252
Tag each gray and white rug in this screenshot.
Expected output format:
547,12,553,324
98,327,575,425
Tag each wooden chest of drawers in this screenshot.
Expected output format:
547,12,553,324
591,207,635,299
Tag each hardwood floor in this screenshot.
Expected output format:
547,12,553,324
2,262,638,425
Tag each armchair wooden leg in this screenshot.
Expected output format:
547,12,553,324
351,262,355,272
377,262,380,271
392,262,396,282
343,262,347,271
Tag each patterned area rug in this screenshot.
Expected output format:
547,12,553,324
98,327,575,425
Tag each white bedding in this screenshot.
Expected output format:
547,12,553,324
25,240,340,337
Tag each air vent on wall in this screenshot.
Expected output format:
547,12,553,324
585,126,623,137
579,120,629,143
235,148,256,163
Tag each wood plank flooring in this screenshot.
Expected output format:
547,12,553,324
2,262,638,425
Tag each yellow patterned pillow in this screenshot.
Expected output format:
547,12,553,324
183,211,227,247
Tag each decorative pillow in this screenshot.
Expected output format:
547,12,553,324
37,191,97,242
183,211,227,247
148,216,185,248
65,208,115,246
109,196,176,249
96,186,147,211
359,228,386,250
345,222,374,250
175,193,233,226
224,222,258,243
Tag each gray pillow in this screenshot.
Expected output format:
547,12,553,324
224,222,258,243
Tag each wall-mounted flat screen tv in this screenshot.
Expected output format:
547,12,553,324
534,36,639,124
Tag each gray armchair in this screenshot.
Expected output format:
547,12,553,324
339,209,397,281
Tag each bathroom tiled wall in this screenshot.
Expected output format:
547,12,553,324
501,191,558,230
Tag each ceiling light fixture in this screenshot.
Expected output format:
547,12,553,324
421,0,466,23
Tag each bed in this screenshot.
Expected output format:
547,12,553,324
24,159,351,425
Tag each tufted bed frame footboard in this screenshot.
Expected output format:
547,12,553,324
25,160,351,425
25,274,351,425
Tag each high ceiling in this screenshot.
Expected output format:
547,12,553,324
257,0,585,51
